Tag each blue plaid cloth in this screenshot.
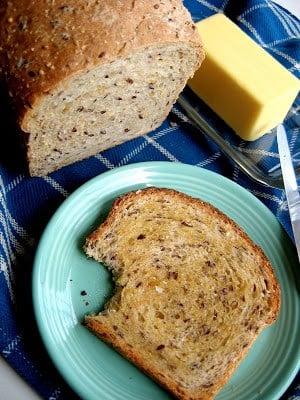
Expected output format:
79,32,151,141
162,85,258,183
0,0,299,399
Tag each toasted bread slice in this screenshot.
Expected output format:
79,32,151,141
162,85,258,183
83,187,280,400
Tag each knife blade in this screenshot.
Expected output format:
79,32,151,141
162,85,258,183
277,124,300,262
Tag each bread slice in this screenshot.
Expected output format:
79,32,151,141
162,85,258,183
0,1,204,176
83,187,280,400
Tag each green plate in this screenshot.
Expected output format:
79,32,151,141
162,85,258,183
32,161,300,400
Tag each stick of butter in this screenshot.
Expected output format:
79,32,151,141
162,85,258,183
188,13,300,141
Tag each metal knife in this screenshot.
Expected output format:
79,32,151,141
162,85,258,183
277,124,300,262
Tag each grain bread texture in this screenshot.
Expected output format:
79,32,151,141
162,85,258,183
0,0,204,176
83,187,281,400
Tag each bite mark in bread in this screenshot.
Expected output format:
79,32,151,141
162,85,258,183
83,187,280,400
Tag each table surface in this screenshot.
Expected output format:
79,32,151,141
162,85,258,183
0,0,298,399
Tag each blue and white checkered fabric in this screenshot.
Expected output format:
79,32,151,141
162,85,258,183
0,1,299,399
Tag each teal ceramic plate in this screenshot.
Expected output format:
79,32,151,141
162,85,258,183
32,162,300,400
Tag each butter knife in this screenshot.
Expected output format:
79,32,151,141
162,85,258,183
277,124,300,262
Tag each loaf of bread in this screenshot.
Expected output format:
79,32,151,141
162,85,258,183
84,187,281,400
0,0,204,176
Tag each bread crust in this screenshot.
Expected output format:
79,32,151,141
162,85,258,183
0,0,203,127
84,187,281,400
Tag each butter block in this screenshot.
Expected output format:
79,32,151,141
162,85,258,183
188,13,300,141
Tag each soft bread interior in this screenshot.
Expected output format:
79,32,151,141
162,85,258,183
24,44,199,175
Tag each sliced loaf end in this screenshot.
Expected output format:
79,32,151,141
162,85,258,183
1,0,204,176
25,43,202,176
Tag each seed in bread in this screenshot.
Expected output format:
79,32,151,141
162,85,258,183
83,187,281,400
0,0,204,176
